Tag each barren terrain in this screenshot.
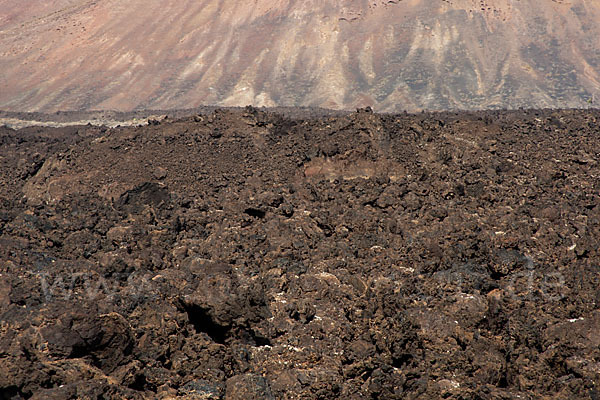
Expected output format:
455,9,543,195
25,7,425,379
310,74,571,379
0,108,599,399
1,0,600,112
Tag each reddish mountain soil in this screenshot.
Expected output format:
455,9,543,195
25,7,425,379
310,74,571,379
1,108,599,399
1,0,599,112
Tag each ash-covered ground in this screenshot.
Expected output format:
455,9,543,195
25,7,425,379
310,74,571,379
0,107,599,399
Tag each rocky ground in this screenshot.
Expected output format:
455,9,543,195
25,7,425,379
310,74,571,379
0,107,347,130
0,107,599,399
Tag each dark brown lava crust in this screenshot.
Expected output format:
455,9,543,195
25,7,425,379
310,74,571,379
1,107,599,399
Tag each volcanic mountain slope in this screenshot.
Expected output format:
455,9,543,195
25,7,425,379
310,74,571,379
1,108,600,399
1,0,600,112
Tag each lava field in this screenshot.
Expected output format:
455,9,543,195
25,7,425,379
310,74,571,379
0,107,599,399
